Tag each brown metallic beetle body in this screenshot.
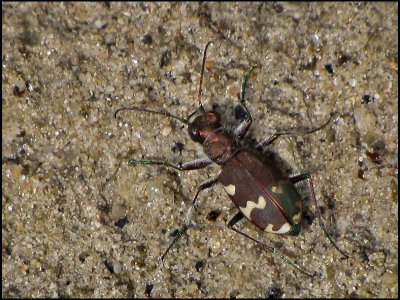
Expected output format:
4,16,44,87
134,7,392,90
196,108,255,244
114,41,349,277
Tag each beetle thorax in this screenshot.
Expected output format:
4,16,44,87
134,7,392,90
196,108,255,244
203,128,238,165
187,111,238,164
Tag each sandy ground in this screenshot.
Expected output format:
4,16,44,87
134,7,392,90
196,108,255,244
2,2,398,298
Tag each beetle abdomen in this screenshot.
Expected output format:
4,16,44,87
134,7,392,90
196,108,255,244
218,150,302,234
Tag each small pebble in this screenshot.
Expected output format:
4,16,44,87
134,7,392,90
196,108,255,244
162,126,172,136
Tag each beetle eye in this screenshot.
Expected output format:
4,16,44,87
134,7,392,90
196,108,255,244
207,111,220,124
188,126,202,142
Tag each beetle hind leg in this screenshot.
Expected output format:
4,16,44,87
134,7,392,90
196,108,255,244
289,173,350,259
227,212,315,277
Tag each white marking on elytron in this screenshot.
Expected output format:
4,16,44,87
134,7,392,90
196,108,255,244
240,196,267,219
223,184,236,196
292,212,301,224
271,185,283,194
265,222,291,234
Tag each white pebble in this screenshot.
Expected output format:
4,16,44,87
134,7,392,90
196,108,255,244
162,126,172,136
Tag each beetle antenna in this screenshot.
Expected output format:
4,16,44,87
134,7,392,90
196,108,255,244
197,41,214,114
114,106,189,125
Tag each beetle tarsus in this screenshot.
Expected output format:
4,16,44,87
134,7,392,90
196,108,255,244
159,224,188,264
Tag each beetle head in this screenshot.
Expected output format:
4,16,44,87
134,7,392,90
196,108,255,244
188,111,222,143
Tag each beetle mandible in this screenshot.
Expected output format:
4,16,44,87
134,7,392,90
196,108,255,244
115,41,349,277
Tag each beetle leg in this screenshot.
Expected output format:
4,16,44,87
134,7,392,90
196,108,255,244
228,212,315,277
129,156,212,171
233,66,259,140
160,176,219,263
256,133,286,152
256,112,338,152
185,176,219,223
289,173,311,184
159,224,188,264
289,173,350,259
233,104,252,140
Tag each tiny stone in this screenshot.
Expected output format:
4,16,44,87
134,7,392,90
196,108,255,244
94,19,106,29
187,283,198,294
162,126,172,136
105,85,115,94
13,79,26,96
142,34,153,45
325,64,334,74
310,34,320,44
362,94,371,104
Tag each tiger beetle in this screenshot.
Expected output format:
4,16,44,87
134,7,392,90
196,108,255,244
115,41,350,277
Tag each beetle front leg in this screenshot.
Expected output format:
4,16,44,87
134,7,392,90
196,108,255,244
233,104,252,140
129,156,212,171
233,66,259,140
289,173,350,259
227,212,315,277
